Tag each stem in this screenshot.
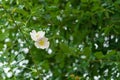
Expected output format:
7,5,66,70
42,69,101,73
24,14,32,28
10,14,29,43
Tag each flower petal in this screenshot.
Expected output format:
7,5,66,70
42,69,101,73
34,37,50,49
30,30,46,41
34,42,40,48
30,30,37,41
37,31,45,39
44,41,50,49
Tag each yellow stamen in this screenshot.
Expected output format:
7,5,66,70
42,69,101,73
39,39,44,46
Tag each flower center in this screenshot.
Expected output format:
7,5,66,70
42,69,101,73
39,39,44,46
36,34,39,38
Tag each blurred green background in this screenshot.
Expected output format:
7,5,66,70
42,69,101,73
0,0,120,80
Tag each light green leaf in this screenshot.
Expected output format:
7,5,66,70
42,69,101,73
0,32,9,41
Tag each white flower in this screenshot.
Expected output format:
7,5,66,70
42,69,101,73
30,30,45,41
34,37,50,49
30,30,50,49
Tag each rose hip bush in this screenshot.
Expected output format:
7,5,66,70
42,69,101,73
0,0,120,80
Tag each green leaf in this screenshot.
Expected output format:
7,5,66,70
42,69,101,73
105,50,116,60
0,43,3,51
0,32,9,41
17,54,25,61
81,0,88,3
106,50,116,57
94,52,104,59
60,43,70,53
83,47,91,58
40,60,50,70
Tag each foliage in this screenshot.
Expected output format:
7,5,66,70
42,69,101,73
0,0,120,80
